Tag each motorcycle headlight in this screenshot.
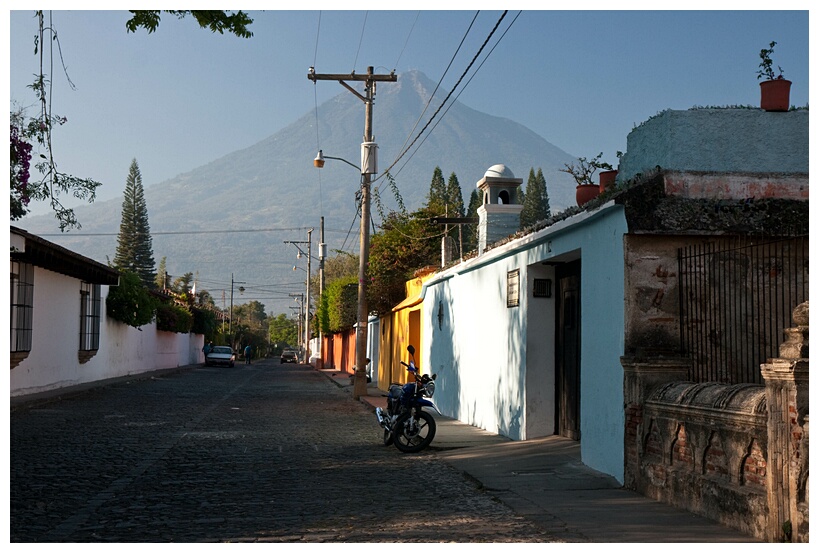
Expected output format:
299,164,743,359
423,381,435,398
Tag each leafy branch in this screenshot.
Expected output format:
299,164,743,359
757,41,785,81
126,10,254,38
10,11,101,230
559,152,613,186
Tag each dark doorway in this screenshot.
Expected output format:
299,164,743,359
556,260,581,440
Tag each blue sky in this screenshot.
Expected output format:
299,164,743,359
6,5,812,220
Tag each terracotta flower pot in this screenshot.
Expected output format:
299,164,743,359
576,184,600,207
598,169,618,193
760,79,791,112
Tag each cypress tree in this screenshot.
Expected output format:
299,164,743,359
114,159,156,287
538,168,551,219
155,256,167,290
425,166,447,214
520,167,551,229
445,172,465,217
464,188,482,253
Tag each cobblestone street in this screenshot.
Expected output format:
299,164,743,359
11,360,558,542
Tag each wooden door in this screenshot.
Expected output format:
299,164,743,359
556,260,581,440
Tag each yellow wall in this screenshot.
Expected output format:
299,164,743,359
376,269,435,390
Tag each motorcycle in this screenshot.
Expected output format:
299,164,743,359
375,345,440,453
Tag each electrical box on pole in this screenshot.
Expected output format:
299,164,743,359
361,142,378,175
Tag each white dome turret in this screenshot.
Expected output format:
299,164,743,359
482,164,515,181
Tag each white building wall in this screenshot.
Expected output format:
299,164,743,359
11,265,203,399
423,203,627,483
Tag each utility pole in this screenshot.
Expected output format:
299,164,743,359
285,230,313,364
305,228,312,364
318,217,326,369
229,273,245,341
308,66,397,399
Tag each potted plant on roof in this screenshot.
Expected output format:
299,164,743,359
561,153,613,207
757,41,791,112
598,151,622,193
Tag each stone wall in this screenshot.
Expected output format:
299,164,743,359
622,302,809,541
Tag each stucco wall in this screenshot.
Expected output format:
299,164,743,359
618,109,809,181
11,266,203,399
423,204,628,482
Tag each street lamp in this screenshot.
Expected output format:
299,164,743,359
314,150,360,171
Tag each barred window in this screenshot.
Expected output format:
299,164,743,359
10,261,34,353
507,269,520,308
79,282,101,351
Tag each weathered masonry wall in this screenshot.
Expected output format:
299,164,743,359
622,303,809,542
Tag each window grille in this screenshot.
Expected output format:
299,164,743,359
79,282,101,351
507,269,520,308
10,261,34,353
678,236,808,384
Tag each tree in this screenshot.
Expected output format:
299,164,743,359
269,313,299,352
367,207,441,316
171,272,195,295
425,167,447,213
318,275,359,334
464,188,482,253
520,167,551,228
126,10,254,38
114,159,156,287
445,172,465,217
155,256,168,289
106,270,156,328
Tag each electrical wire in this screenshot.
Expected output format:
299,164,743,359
389,12,480,181
37,226,341,237
391,11,522,179
352,11,368,72
393,11,420,72
312,11,325,221
375,11,510,189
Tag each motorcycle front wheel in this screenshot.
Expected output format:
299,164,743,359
393,410,436,453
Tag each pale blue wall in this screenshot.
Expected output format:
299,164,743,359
422,204,628,483
618,109,809,180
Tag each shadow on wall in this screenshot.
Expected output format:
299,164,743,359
428,294,461,422
428,269,526,439
497,271,525,439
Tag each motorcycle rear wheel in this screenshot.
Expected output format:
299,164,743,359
382,427,394,446
393,410,436,453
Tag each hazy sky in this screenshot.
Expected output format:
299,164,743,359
7,5,812,221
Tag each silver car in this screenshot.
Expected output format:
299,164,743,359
206,346,236,367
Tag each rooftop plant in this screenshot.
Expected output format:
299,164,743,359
559,152,613,186
757,41,785,81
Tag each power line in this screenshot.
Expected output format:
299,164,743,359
390,12,480,174
392,12,523,179
376,11,510,189
352,11,368,71
37,226,348,237
393,11,420,71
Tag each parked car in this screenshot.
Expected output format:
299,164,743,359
206,346,236,367
281,350,297,364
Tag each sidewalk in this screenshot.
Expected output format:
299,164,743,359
320,367,757,543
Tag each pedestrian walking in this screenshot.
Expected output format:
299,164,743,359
202,341,213,364
244,344,252,365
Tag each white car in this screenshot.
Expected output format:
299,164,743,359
206,346,236,367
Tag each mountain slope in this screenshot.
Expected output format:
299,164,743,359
19,70,579,314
